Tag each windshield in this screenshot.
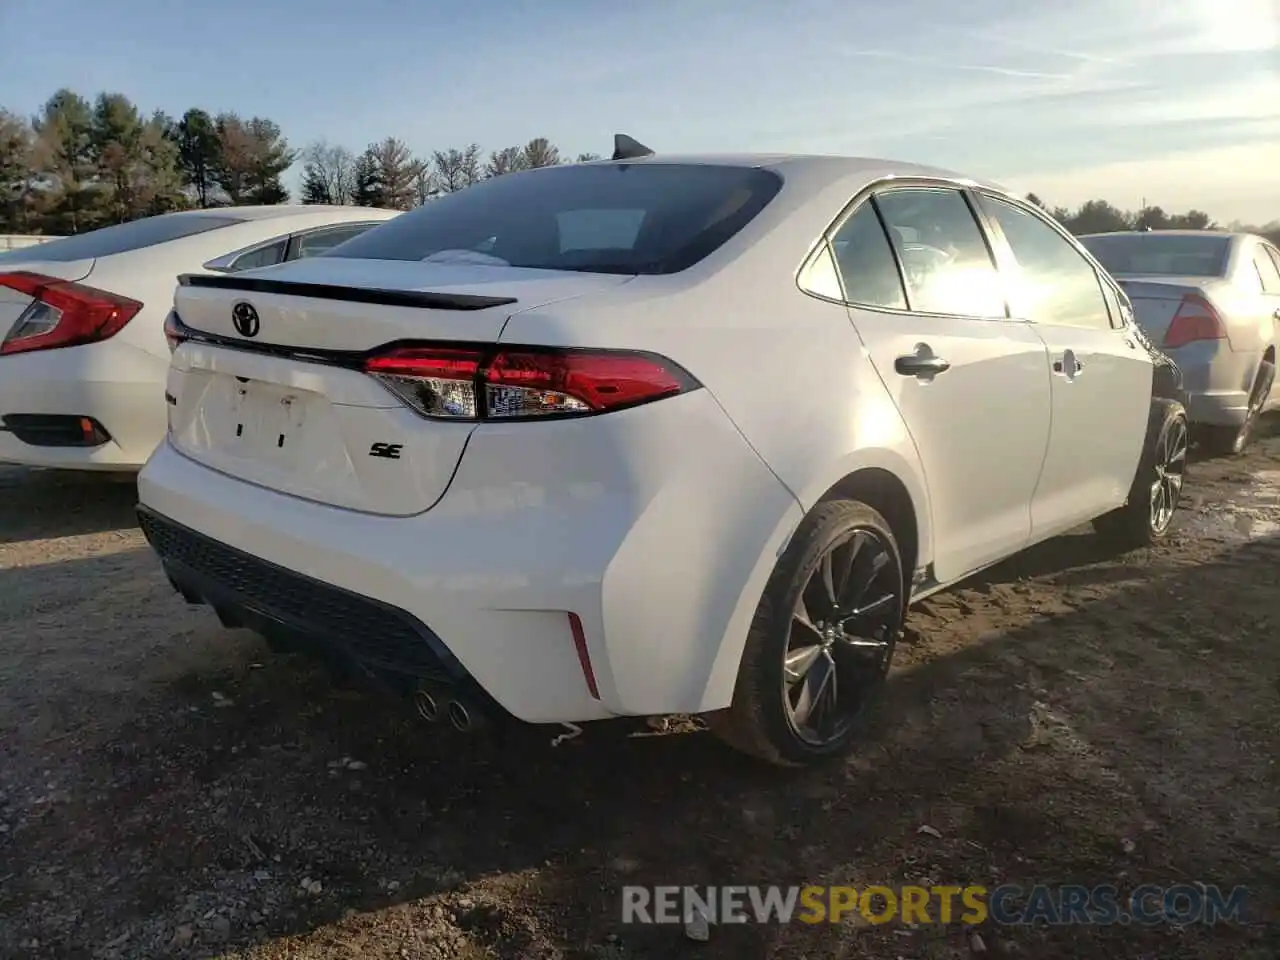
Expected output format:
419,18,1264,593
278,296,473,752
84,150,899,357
0,214,244,263
1079,233,1231,278
324,163,783,275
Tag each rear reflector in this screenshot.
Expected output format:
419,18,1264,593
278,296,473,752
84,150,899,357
1,413,111,447
0,272,143,356
1163,294,1226,349
567,612,600,700
364,343,699,421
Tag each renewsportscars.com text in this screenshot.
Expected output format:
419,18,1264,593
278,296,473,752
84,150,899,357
621,883,1250,926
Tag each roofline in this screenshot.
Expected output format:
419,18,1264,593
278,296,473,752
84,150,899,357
1078,230,1241,238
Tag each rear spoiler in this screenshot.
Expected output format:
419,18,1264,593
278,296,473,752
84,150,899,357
176,273,517,311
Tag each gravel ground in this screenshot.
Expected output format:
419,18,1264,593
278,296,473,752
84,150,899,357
1,420,1277,959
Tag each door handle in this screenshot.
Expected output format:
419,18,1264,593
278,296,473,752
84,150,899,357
894,344,951,379
1053,356,1084,376
1272,308,1280,321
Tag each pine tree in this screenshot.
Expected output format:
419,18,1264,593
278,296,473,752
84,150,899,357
351,150,383,207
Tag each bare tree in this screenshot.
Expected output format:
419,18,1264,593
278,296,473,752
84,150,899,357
300,140,356,205
432,144,482,193
485,146,525,179
413,166,437,205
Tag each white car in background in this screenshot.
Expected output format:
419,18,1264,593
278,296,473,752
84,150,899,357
0,205,399,471
1079,230,1279,455
137,142,1187,767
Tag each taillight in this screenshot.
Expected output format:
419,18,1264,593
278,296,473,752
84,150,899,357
363,344,699,421
1163,294,1226,349
0,272,143,356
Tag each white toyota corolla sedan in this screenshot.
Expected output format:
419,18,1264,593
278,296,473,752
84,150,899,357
136,143,1188,766
0,205,399,470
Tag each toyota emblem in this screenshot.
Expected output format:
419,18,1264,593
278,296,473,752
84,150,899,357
232,301,260,338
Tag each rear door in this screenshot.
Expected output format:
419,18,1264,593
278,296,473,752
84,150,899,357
829,185,1052,582
1253,242,1280,341
976,192,1152,537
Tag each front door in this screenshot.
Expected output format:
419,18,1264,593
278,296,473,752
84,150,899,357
976,192,1153,539
830,186,1053,583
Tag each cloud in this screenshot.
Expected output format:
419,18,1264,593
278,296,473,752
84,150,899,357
953,0,1278,61
942,28,1122,66
837,48,1073,80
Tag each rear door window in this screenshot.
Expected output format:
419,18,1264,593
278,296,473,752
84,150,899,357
1265,244,1280,282
1251,247,1280,294
827,201,908,310
0,214,243,263
872,187,1007,318
291,223,379,260
228,238,288,272
980,194,1112,330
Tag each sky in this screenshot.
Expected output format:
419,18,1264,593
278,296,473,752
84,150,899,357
3,0,1278,224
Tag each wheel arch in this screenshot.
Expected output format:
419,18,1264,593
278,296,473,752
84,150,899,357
792,448,934,586
816,467,923,596
697,448,933,714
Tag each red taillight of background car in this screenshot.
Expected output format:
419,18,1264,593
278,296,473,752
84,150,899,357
363,343,698,420
1163,294,1227,350
0,272,143,356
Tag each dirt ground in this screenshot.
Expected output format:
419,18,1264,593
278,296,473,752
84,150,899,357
1,421,1277,960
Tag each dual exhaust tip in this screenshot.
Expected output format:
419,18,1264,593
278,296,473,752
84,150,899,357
414,686,483,733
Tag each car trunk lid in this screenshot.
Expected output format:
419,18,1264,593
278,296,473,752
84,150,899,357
167,258,630,515
1114,276,1230,345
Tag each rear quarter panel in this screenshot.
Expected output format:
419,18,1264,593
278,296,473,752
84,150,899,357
1206,281,1274,354
1203,237,1277,353
500,207,935,569
499,161,937,567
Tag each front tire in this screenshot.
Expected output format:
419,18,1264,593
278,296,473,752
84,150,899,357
711,500,906,767
1093,399,1188,550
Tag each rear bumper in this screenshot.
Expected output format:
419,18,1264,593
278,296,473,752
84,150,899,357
136,389,802,724
1161,342,1264,427
0,341,169,469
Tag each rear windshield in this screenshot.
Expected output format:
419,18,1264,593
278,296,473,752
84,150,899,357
0,214,243,263
324,163,783,274
1079,233,1231,278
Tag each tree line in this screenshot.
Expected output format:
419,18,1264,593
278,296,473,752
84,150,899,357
0,88,600,236
1,87,1277,246
1023,194,1278,244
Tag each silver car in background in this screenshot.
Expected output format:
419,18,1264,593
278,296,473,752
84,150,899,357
1079,230,1279,455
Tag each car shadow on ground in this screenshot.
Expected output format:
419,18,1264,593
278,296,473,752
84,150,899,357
1,529,1276,958
1188,411,1280,465
0,466,139,545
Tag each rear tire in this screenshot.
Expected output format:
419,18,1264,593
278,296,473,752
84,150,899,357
1197,358,1274,457
1093,400,1188,551
710,499,906,767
